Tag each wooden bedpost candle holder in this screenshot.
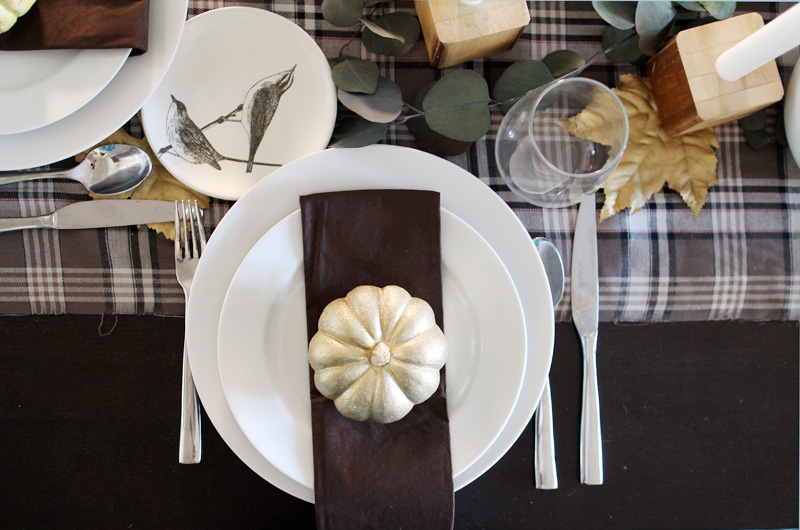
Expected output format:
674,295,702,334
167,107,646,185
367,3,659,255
414,0,530,68
646,13,784,136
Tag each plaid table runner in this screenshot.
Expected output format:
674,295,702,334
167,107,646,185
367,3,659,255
0,1,797,321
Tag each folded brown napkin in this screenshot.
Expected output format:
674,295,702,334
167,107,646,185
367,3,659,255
0,0,149,55
300,189,454,530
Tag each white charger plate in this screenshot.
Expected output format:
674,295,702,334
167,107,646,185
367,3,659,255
0,0,187,170
217,209,527,489
141,7,337,200
0,46,130,135
186,145,554,503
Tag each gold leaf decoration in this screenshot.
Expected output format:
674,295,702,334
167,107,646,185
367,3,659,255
76,120,210,240
560,74,719,221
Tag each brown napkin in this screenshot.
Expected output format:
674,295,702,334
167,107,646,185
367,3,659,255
0,0,150,55
300,190,454,530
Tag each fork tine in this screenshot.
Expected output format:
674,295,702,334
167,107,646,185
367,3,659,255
187,201,199,259
180,200,191,258
174,201,181,259
191,200,206,255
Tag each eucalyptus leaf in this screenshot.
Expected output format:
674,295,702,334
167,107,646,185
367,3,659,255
492,59,554,113
592,1,636,30
675,1,705,11
322,0,363,27
338,76,404,123
328,56,349,69
744,129,770,150
329,115,388,147
362,12,420,56
602,26,646,63
423,70,491,142
406,81,474,156
700,1,736,19
332,58,379,94
542,50,586,78
360,18,405,43
635,1,676,56
738,109,767,132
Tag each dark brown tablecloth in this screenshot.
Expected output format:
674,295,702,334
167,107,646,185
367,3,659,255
300,190,454,530
0,0,149,55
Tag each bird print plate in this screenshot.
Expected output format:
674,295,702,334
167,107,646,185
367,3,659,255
140,7,337,200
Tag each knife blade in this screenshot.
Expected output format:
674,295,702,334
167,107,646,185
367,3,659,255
571,193,603,485
0,200,176,233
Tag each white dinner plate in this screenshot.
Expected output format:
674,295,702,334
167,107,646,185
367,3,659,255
218,209,527,488
187,145,554,503
0,0,187,170
0,46,130,135
141,7,337,200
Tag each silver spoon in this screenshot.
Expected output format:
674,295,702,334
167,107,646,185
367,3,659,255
0,144,152,196
533,238,565,490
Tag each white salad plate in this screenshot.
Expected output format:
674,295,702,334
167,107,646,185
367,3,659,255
0,46,130,135
187,145,554,503
0,0,187,170
141,7,337,200
217,209,527,489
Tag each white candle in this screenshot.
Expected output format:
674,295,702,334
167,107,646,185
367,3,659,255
715,2,800,82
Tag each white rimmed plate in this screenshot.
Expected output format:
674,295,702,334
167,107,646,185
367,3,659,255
0,0,187,170
217,209,527,488
0,46,130,135
141,7,337,200
186,145,554,503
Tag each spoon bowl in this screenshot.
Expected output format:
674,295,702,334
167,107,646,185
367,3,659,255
0,144,152,196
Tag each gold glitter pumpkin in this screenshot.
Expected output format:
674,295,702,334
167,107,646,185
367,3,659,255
308,285,447,424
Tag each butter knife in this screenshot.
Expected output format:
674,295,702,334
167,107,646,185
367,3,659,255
571,194,603,485
0,200,175,233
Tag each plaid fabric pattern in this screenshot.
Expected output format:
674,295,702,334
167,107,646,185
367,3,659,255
0,1,797,321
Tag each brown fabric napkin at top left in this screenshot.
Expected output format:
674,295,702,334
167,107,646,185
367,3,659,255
0,0,150,55
300,189,454,530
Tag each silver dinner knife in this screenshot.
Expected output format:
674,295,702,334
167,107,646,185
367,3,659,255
571,194,603,485
0,200,175,233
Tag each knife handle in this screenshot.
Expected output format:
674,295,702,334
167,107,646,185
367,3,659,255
580,330,603,485
0,170,69,187
534,377,558,489
0,214,55,233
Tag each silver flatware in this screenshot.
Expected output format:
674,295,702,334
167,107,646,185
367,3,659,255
0,199,174,233
174,200,203,464
0,144,152,196
532,238,564,490
572,194,603,485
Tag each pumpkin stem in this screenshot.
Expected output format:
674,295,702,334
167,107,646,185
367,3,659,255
369,342,391,367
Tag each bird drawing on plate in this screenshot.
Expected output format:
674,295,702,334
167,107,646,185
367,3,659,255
165,95,225,170
242,64,296,173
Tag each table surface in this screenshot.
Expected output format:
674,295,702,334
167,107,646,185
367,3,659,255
1,2,798,529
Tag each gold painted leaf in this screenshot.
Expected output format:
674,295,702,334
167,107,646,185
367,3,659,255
560,74,719,220
76,119,210,240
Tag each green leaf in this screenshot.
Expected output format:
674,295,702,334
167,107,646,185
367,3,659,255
700,1,736,19
492,60,554,112
423,70,491,142
635,1,676,56
744,129,770,151
738,109,767,132
592,1,636,30
406,81,474,156
362,12,420,56
322,0,363,27
602,26,646,63
329,115,388,147
337,76,404,123
542,50,585,78
360,18,404,43
331,58,379,94
675,1,705,11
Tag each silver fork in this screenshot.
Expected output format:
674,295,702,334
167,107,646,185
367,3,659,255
175,200,204,464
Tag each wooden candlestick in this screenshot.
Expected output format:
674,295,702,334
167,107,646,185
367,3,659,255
646,13,784,136
414,0,530,68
